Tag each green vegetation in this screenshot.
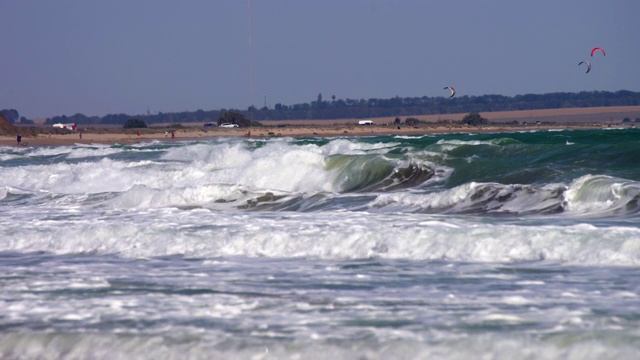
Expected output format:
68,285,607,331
461,112,488,126
123,118,148,129
0,109,31,124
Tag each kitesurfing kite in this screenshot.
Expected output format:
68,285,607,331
578,60,591,73
444,86,456,98
590,47,606,57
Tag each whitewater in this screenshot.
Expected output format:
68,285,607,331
1,128,640,359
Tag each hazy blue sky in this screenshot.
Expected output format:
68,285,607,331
2,0,639,119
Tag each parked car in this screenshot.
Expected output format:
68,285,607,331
219,123,239,128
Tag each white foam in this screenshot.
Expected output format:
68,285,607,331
321,138,401,155
26,146,73,157
159,141,336,194
2,210,639,266
481,314,526,323
500,296,532,305
436,139,498,146
0,153,21,161
564,175,640,216
0,141,341,198
394,134,432,140
65,145,125,159
1,331,636,360
516,280,545,286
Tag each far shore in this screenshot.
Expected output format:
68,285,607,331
2,106,639,147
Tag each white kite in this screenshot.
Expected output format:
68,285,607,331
578,60,591,73
444,86,456,98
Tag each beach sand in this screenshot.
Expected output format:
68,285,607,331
2,106,638,147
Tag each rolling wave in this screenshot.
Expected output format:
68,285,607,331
1,133,640,219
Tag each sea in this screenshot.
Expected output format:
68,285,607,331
1,127,640,359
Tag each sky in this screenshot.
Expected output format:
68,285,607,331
2,0,639,119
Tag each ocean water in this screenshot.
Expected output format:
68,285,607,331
1,128,640,359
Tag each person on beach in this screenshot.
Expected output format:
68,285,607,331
79,131,83,139
171,131,175,139
17,134,22,146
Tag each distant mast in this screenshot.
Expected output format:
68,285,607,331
247,0,254,121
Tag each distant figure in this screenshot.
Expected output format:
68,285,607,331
171,131,175,139
137,131,141,137
17,134,22,146
165,131,168,138
247,130,251,138
79,131,83,139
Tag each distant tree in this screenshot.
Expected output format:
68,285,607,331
1,109,20,123
622,117,631,123
123,118,148,128
461,112,488,126
635,118,640,123
394,117,401,124
29,90,640,126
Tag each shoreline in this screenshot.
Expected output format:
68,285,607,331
0,121,632,147
2,105,640,147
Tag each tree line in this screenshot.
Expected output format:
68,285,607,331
4,90,640,127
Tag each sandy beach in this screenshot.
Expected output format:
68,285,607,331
2,106,639,147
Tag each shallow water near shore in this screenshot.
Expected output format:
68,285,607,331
2,128,640,359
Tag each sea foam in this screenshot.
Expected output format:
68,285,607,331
2,209,639,266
